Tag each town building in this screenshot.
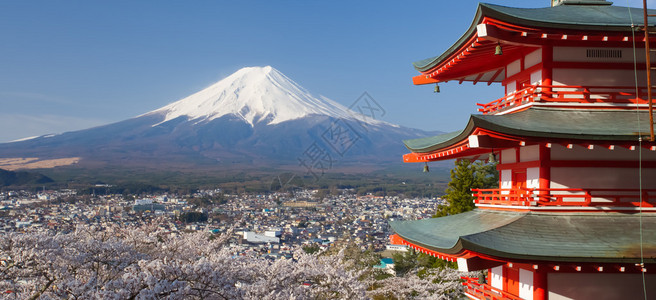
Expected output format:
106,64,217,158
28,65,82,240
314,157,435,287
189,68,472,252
391,1,656,299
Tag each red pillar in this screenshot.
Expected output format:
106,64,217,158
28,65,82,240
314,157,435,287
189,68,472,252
497,150,503,189
539,143,551,195
542,44,553,93
533,268,548,300
502,265,509,292
504,265,520,296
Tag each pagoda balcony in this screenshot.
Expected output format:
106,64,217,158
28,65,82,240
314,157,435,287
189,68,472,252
461,277,523,300
477,84,650,115
472,188,656,210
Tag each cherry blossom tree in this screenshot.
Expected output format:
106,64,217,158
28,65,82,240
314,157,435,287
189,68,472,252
0,224,365,299
366,267,473,300
1,223,468,299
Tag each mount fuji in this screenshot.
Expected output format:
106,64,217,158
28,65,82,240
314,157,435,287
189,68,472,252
0,66,435,173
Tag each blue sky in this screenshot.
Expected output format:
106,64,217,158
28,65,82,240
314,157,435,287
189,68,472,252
0,0,651,142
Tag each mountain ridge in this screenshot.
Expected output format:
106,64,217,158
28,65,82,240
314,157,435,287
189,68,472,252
0,66,437,174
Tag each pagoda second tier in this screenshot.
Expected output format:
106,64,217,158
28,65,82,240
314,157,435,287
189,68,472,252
403,107,655,162
402,107,656,212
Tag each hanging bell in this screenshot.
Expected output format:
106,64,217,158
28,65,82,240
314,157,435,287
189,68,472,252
434,83,440,93
488,152,498,163
423,162,430,173
494,42,503,55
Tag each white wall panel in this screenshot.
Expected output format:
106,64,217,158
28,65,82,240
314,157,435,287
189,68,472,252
549,273,656,300
525,49,542,68
530,70,541,85
553,46,645,63
507,59,521,77
519,268,534,300
501,148,516,164
551,167,656,190
520,145,539,162
506,80,517,94
490,266,503,290
500,169,512,193
553,68,646,87
527,167,540,189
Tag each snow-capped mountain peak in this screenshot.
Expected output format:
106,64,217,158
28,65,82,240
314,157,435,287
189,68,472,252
150,66,383,127
0,65,433,171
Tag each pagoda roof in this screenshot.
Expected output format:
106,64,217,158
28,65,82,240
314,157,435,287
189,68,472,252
404,107,650,153
414,3,656,73
390,209,656,263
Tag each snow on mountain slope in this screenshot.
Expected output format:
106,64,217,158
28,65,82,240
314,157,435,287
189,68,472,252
148,66,392,127
0,65,436,170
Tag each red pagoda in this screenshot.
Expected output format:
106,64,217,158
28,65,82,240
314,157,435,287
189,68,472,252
390,1,656,299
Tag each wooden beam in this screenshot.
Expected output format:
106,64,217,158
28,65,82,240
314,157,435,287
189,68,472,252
477,23,543,46
497,160,541,170
473,72,485,85
468,134,522,148
412,75,440,85
457,256,505,272
488,68,504,85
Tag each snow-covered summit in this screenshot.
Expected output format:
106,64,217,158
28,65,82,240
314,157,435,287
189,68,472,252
149,66,386,127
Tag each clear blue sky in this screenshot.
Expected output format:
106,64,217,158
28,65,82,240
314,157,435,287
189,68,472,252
0,0,650,142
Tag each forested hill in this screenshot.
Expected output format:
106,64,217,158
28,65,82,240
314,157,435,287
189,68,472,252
0,168,53,186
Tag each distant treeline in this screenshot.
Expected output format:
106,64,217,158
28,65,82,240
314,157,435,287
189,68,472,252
65,172,448,199
179,211,208,223
0,168,53,187
77,183,168,196
9,164,454,198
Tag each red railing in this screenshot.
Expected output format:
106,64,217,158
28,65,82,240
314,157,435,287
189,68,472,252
477,85,540,114
472,188,656,208
461,277,523,300
477,85,650,114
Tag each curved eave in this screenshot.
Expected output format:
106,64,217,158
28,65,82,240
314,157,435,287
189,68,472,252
403,129,471,153
413,3,656,73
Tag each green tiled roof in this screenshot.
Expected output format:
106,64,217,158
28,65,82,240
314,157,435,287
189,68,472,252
402,131,463,153
414,3,656,71
403,107,649,153
481,3,649,30
390,210,656,263
390,210,523,252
